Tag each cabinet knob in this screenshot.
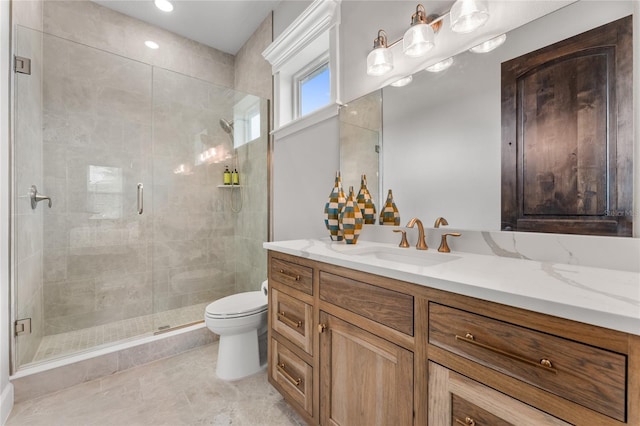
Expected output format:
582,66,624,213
455,417,475,426
540,358,553,369
318,323,327,333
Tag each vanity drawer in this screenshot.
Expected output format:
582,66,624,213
270,257,313,295
428,303,626,421
452,394,512,426
271,338,313,417
271,288,313,355
319,271,414,336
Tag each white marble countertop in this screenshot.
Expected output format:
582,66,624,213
264,239,640,336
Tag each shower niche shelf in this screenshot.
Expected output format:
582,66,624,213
217,185,244,188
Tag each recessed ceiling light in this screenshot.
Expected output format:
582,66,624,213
145,40,159,49
425,57,454,73
390,75,413,87
469,34,507,53
154,0,173,12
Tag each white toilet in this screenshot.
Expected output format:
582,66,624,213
204,281,268,381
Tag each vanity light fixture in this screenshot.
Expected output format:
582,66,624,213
469,33,507,53
425,57,453,72
144,40,160,49
403,4,440,58
366,30,394,76
366,0,490,77
390,75,413,87
154,0,174,12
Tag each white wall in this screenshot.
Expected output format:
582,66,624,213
272,118,340,240
1,0,14,422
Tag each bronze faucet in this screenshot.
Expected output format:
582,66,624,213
406,218,428,250
434,217,448,228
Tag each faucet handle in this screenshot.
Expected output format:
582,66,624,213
393,229,410,248
434,217,448,228
438,232,461,253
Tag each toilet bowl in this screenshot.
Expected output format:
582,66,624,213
205,282,268,381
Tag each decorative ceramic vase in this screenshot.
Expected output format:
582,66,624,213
356,174,377,225
324,171,346,241
379,189,400,226
339,186,364,244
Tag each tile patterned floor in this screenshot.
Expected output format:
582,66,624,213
8,343,307,426
32,304,208,363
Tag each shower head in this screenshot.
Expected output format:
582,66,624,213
219,118,234,134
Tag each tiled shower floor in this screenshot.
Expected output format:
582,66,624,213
32,303,208,363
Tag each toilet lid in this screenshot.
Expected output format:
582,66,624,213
205,291,267,319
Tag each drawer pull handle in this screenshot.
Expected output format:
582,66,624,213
455,417,476,426
279,269,301,281
277,362,301,387
455,334,557,374
277,311,303,328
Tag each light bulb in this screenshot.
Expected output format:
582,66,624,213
425,57,454,73
450,0,489,34
403,23,435,58
469,34,507,53
154,0,174,12
367,47,394,76
390,75,413,87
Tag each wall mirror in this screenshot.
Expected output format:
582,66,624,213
339,91,383,208
340,0,635,235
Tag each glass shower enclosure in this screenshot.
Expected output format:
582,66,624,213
12,26,269,370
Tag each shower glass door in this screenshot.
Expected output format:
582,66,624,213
13,27,153,368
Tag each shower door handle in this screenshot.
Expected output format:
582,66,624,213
29,185,52,209
137,183,143,215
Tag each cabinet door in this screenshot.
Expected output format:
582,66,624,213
319,312,413,426
428,362,570,426
501,16,632,236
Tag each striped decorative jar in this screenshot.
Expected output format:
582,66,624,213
356,174,377,225
339,186,364,244
379,189,400,226
323,171,346,241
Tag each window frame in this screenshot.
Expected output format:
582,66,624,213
293,53,330,119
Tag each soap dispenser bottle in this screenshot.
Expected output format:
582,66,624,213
232,168,239,185
223,166,231,185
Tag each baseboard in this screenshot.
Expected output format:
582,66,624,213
0,382,14,426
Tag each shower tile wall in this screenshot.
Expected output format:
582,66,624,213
13,27,44,366
151,68,237,315
42,0,235,88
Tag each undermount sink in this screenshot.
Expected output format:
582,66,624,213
347,246,460,267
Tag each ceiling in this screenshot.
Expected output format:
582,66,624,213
92,0,281,55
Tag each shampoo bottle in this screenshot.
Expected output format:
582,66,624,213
223,166,231,185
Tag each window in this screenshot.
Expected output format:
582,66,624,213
262,0,340,131
297,61,330,117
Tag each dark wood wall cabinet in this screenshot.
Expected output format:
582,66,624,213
501,16,633,236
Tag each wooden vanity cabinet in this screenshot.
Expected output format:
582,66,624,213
268,252,419,425
267,251,640,426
